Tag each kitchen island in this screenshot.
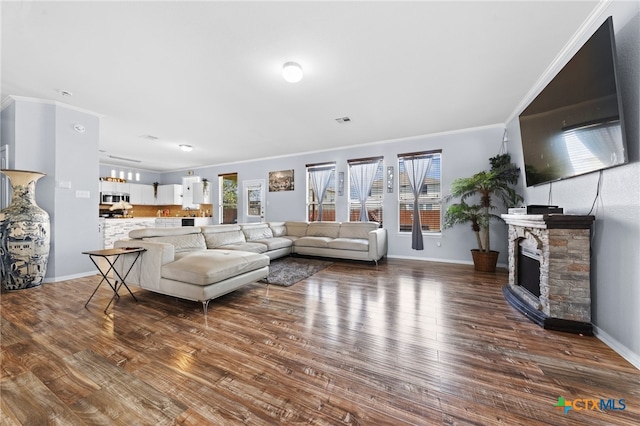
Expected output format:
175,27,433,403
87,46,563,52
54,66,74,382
103,218,157,249
102,217,214,248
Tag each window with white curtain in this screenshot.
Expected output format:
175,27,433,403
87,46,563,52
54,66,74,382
398,150,442,234
307,163,336,221
348,156,383,224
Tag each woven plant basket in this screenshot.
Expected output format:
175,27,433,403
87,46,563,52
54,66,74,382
471,249,499,272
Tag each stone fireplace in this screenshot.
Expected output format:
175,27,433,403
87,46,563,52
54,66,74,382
502,214,595,334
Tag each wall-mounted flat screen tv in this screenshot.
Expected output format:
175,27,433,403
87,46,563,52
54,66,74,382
519,16,628,187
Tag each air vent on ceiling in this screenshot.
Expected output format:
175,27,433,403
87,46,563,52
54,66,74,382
139,134,159,141
109,155,142,163
335,116,351,123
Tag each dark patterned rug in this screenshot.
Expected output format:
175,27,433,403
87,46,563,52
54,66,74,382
260,257,333,286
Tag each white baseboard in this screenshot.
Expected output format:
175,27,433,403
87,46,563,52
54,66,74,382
43,271,98,283
387,254,473,265
593,325,640,370
386,254,508,269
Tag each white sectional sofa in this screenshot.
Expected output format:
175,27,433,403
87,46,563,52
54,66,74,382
114,221,386,313
199,221,387,264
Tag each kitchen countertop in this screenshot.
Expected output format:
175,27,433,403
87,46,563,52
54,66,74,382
103,216,213,219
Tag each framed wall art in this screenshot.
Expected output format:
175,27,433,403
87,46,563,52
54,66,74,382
268,169,294,192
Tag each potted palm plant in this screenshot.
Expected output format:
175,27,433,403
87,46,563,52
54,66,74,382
444,153,523,272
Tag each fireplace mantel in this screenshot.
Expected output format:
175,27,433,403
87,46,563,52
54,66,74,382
502,214,595,229
502,214,595,334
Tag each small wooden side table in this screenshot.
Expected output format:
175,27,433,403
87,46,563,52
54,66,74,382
82,247,145,313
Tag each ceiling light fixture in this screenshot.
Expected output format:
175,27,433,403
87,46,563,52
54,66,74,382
73,124,86,133
282,61,303,83
179,144,193,152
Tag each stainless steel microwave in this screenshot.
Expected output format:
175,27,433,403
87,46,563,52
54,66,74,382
100,192,130,204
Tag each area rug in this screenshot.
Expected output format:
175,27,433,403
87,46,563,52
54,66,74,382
260,257,333,286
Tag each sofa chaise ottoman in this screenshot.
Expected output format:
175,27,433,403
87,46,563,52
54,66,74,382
114,226,269,313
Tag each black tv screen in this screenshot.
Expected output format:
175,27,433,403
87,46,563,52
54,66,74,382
519,16,628,187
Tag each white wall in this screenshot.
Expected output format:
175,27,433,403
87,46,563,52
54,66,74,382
161,124,512,265
1,97,102,281
53,106,101,278
506,2,640,368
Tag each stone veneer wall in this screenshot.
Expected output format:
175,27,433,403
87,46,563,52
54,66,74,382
103,218,156,249
507,222,591,323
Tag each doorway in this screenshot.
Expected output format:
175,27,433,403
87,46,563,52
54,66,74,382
242,179,265,223
218,173,238,224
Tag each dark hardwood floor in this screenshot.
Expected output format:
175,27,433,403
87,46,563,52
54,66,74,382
1,258,639,425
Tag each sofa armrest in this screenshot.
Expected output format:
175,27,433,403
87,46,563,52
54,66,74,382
114,239,175,291
368,228,388,261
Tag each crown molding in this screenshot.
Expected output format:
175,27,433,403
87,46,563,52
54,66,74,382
1,95,105,118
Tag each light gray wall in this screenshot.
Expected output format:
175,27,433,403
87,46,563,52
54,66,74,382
506,3,639,368
1,102,16,166
1,102,17,209
161,124,512,265
53,106,101,278
2,97,101,280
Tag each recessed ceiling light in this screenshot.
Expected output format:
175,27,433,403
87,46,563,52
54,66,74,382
73,124,86,133
282,62,303,83
179,144,193,152
57,89,73,97
335,116,351,123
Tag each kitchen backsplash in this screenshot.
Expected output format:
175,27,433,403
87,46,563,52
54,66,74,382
100,203,213,218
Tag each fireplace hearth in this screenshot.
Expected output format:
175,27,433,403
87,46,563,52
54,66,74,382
502,214,595,335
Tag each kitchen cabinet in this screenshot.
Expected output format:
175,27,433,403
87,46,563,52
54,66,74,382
155,217,213,227
193,181,211,204
157,184,182,205
129,183,155,205
129,184,141,204
142,185,155,205
99,181,114,194
100,181,129,195
182,176,201,209
155,218,182,227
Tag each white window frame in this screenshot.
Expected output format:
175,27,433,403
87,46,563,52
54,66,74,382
347,157,384,224
397,150,442,234
306,163,336,222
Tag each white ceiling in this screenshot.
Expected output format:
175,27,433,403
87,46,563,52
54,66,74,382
2,1,600,172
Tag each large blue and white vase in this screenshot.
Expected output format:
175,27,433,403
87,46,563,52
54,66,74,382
0,169,50,290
